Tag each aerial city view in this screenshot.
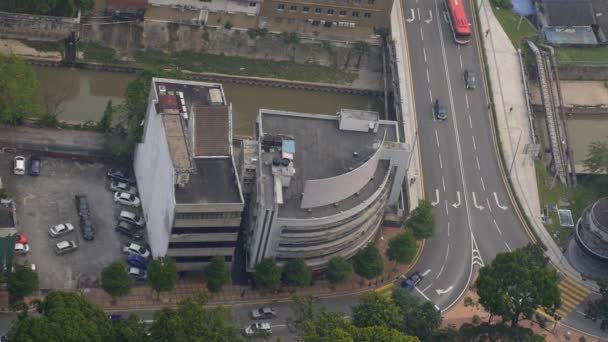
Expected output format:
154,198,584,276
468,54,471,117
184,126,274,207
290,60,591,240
0,0,608,340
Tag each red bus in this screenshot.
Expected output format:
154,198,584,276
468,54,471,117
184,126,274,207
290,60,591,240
445,0,471,44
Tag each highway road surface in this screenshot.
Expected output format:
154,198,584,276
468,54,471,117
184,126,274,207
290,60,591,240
401,0,530,311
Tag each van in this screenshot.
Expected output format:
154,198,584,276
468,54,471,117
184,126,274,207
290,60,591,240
13,156,26,175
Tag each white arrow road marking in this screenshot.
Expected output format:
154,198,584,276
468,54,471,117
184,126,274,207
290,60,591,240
431,189,439,206
472,192,484,210
435,286,454,295
494,192,508,210
471,233,484,266
407,8,415,22
414,287,438,310
422,269,431,277
452,191,461,208
425,10,433,23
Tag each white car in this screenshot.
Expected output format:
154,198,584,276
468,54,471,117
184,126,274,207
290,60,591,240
114,192,141,207
13,156,26,175
128,267,147,280
123,243,150,259
243,322,272,337
251,307,277,319
119,210,145,228
14,243,30,254
54,240,78,255
109,181,138,195
49,223,75,238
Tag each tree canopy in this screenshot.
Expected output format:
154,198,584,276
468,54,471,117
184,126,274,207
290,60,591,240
254,257,282,290
352,292,402,331
283,258,312,287
475,243,560,327
113,313,149,342
7,263,39,308
101,262,133,300
391,287,442,339
147,256,178,297
7,291,114,342
326,256,352,285
204,255,231,293
428,322,545,341
406,199,435,239
584,140,608,174
7,0,94,17
97,100,114,133
0,54,44,124
352,244,384,279
386,232,417,265
585,277,608,331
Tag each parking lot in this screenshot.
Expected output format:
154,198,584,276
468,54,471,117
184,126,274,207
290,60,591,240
1,151,143,290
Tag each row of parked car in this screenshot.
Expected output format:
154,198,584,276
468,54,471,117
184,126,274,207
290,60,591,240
13,155,40,176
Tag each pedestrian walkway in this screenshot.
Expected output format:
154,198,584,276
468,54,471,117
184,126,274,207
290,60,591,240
537,276,592,321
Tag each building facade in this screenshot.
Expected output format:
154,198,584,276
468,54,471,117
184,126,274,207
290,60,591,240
134,78,244,271
259,0,394,40
245,109,408,271
575,197,608,262
148,0,262,15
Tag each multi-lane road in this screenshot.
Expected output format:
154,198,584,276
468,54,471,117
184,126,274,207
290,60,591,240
401,0,530,311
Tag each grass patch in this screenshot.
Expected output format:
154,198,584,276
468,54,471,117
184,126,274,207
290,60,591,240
20,40,62,53
555,47,608,63
79,43,117,63
491,7,537,49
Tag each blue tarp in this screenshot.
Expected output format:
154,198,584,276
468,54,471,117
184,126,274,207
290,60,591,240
512,0,535,16
543,27,598,45
282,140,295,154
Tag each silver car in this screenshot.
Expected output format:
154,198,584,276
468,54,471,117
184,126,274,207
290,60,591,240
251,307,277,319
49,223,75,238
114,192,141,207
54,240,78,255
109,181,138,195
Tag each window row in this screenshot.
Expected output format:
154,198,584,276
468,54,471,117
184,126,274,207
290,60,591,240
175,211,241,220
276,4,373,18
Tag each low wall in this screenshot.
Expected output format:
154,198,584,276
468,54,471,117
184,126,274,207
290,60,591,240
558,63,608,80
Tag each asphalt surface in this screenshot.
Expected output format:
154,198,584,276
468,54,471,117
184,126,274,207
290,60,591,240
401,0,529,311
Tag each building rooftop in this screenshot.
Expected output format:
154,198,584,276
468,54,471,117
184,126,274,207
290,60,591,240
174,158,242,204
257,110,399,219
590,197,608,232
541,0,596,27
193,105,231,157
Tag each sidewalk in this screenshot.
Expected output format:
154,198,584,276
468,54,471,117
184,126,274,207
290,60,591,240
475,1,598,293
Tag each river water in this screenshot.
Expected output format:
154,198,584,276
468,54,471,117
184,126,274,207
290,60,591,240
33,66,384,136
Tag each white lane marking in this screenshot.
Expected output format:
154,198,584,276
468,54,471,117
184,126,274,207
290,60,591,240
459,54,463,69
423,47,427,63
431,189,439,206
468,114,472,129
422,269,431,277
415,287,436,308
426,68,430,83
445,244,450,260
439,153,443,169
472,192,484,210
493,219,502,235
486,198,493,213
452,191,461,208
407,8,415,22
465,93,470,109
493,192,508,210
476,156,480,170
445,200,449,215
442,176,446,191
472,135,477,150
436,286,454,295
435,265,444,279
505,242,512,251
447,222,450,237
429,88,433,103
420,27,424,40
425,9,433,23
417,7,421,21
435,130,440,147
458,44,460,50
480,176,486,191
421,283,433,292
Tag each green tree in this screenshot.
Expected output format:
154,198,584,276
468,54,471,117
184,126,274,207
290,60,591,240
585,277,608,330
97,100,114,133
203,255,231,293
352,292,402,331
406,200,435,239
354,326,419,342
7,263,39,308
101,262,133,302
583,140,608,174
402,302,442,340
0,54,44,124
429,322,545,341
386,232,417,265
391,287,420,312
352,244,384,279
326,256,352,285
113,313,149,342
254,257,282,290
149,295,242,341
491,0,513,10
283,258,312,287
475,244,560,328
147,256,178,299
7,291,114,341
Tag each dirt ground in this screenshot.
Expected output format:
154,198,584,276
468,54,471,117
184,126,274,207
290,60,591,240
0,39,62,60
530,80,608,106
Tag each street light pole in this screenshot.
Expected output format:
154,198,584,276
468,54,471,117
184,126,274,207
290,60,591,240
508,128,523,177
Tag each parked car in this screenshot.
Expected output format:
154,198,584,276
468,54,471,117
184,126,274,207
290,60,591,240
464,70,477,89
54,240,78,255
127,255,148,269
109,181,138,195
14,243,30,254
13,156,26,175
119,210,145,228
107,169,135,184
128,267,147,280
108,314,123,323
401,271,424,290
251,307,277,320
16,234,28,245
115,221,144,240
114,192,141,207
29,155,41,176
75,195,90,217
243,323,272,337
434,99,447,121
49,223,75,238
79,217,95,241
123,242,150,258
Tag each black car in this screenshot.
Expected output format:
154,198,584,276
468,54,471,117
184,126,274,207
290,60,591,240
29,155,41,176
434,99,447,121
75,195,90,217
107,168,136,184
464,70,477,89
401,271,424,290
80,216,95,241
115,221,143,240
